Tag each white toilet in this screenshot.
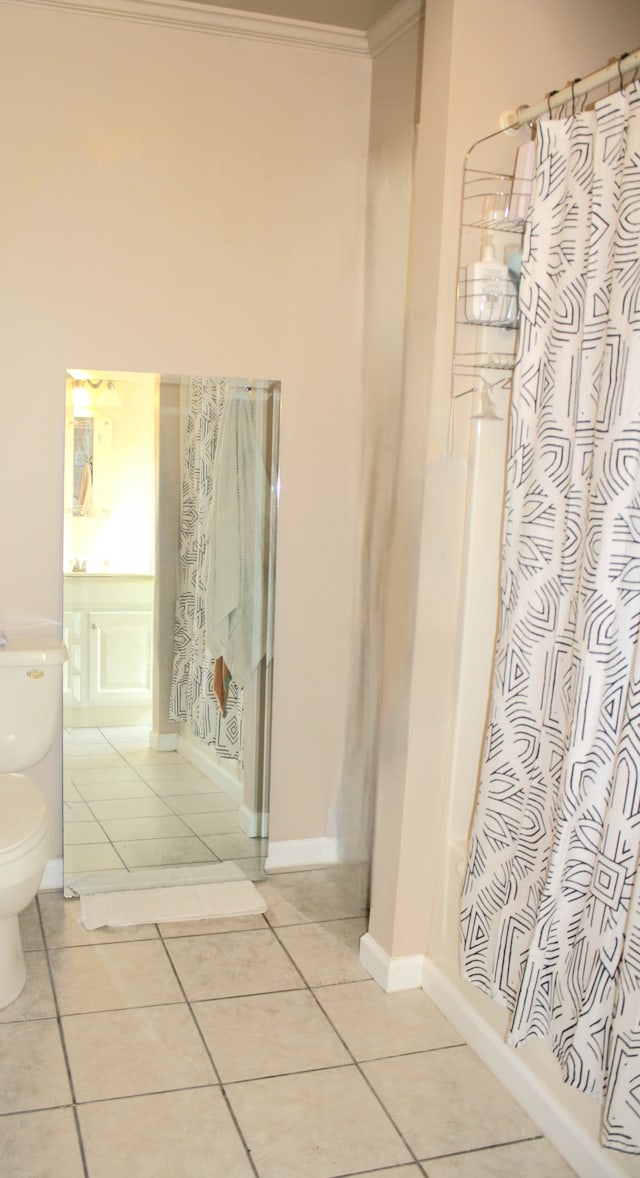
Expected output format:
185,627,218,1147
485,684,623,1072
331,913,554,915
0,633,67,1008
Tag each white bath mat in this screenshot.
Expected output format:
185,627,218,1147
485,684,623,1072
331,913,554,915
79,880,267,930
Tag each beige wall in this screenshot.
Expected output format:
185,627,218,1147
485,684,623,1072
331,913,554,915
336,16,422,864
0,1,371,853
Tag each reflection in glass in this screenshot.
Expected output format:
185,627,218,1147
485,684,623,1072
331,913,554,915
62,370,280,897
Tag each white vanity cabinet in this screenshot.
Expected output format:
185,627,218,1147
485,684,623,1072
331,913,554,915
63,575,154,726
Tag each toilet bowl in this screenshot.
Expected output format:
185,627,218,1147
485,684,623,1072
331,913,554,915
0,634,66,1008
0,774,50,1007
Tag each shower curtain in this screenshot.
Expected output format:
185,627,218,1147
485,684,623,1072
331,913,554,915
169,376,244,767
460,82,640,1152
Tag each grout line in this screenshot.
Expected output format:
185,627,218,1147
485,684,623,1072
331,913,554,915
268,922,424,1168
419,1132,545,1163
35,894,91,1178
156,926,261,1177
331,1163,426,1177
11,874,553,1176
0,1101,77,1119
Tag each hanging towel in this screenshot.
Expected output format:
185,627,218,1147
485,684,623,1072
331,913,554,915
212,656,232,715
77,461,94,515
205,389,270,686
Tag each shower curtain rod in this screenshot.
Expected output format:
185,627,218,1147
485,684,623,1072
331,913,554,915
508,47,640,130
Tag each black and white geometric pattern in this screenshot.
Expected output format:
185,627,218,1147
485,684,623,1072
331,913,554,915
460,82,640,1152
169,376,244,767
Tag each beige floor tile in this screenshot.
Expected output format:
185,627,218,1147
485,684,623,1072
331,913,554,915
233,862,265,881
315,979,464,1060
355,1170,425,1178
88,796,174,820
256,880,311,925
362,1045,537,1158
203,832,267,860
0,1107,85,1178
64,727,107,744
195,988,350,1081
121,749,187,766
137,764,211,783
149,777,225,796
20,901,44,951
276,918,369,986
70,766,142,786
50,940,183,1014
236,857,268,880
99,725,152,743
0,952,55,1023
184,810,242,835
114,835,218,868
39,893,158,948
100,814,193,841
62,801,94,821
64,1004,216,1101
166,928,305,1000
62,784,84,803
161,913,267,938
75,780,156,801
63,843,124,873
64,820,109,845
0,1021,71,1113
78,1086,253,1178
227,1065,412,1178
110,745,160,757
64,753,126,768
426,1137,577,1177
258,864,367,926
163,791,238,812
64,750,110,766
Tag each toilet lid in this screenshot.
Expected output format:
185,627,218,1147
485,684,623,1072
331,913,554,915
0,773,49,854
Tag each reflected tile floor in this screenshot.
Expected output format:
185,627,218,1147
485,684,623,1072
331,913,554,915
1,867,578,1178
63,726,266,885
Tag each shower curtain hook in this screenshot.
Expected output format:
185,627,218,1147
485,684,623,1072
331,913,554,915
618,53,629,91
547,90,558,119
571,79,580,116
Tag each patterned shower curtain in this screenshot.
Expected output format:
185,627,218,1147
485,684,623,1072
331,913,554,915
169,376,244,767
460,82,640,1152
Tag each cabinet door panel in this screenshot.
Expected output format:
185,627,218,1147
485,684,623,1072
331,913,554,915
88,610,152,705
63,610,85,706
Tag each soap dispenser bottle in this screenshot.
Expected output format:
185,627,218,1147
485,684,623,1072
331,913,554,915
465,235,511,325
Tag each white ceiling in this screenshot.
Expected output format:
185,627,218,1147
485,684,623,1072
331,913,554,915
185,1,399,30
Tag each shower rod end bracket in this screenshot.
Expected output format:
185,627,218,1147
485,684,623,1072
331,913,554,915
499,108,523,135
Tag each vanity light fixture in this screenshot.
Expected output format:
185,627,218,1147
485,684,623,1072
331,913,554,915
96,380,122,409
72,380,92,415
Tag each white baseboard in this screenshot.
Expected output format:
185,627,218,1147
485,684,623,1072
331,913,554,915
149,731,177,752
238,805,269,838
422,959,628,1178
359,932,425,992
177,734,243,806
264,837,338,872
39,857,63,891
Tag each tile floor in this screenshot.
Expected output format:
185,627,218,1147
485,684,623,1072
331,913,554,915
2,866,577,1177
63,726,266,888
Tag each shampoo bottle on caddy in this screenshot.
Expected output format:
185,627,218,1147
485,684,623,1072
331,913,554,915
465,234,516,326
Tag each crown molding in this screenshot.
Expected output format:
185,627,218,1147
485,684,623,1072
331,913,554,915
2,0,370,55
367,0,422,57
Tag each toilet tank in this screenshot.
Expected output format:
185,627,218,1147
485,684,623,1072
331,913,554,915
0,636,68,772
